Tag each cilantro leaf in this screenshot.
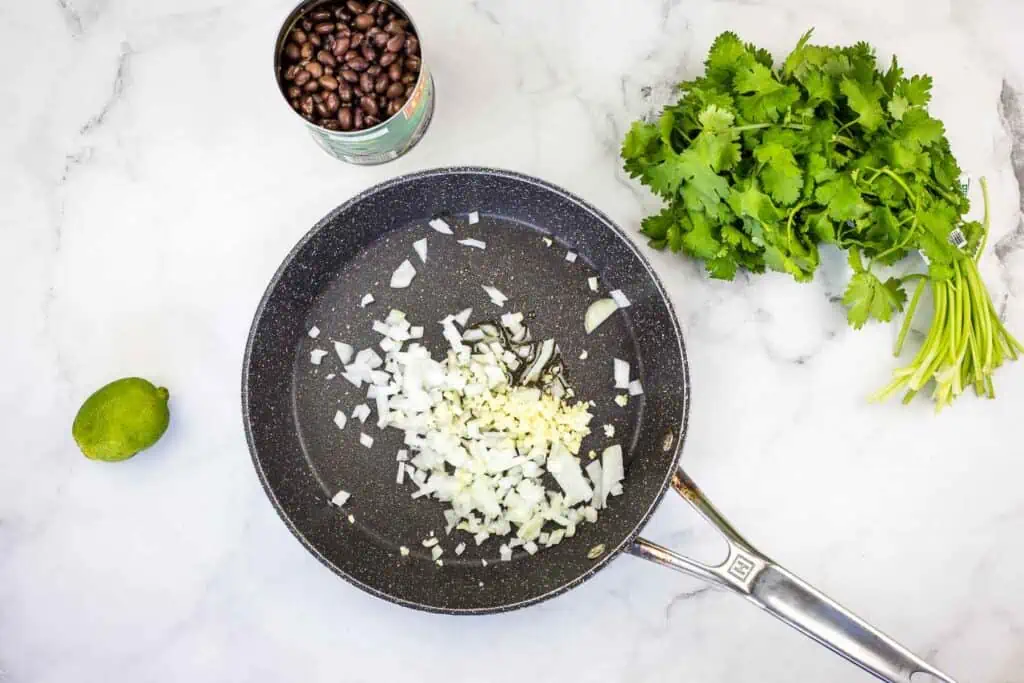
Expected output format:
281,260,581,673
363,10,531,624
842,271,907,328
840,78,884,130
754,142,803,205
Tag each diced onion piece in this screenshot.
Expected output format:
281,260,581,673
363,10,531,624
455,542,466,555
360,293,375,307
422,537,438,547
396,462,406,484
348,514,356,523
431,545,444,561
310,349,328,365
579,350,588,360
542,237,553,247
588,277,598,292
610,289,631,308
360,433,374,448
454,307,473,327
585,460,603,509
565,251,577,263
326,373,335,380
428,218,453,235
458,239,487,250
601,444,624,508
482,285,508,306
352,403,371,423
396,449,408,461
410,326,424,338
614,394,628,407
390,259,417,289
372,320,390,336
308,326,321,338
413,238,428,262
613,358,630,389
603,424,615,437
334,341,354,364
468,211,480,225
400,546,410,556
547,443,593,506
628,379,644,396
500,545,512,561
584,298,617,334
524,541,539,555
333,410,348,431
331,490,350,507
341,371,362,388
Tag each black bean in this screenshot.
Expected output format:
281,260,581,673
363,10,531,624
287,85,302,99
315,100,329,117
326,91,340,112
343,49,360,63
311,9,332,21
349,56,369,71
310,33,322,46
334,7,350,20
404,83,414,97
388,63,402,81
386,82,404,99
359,72,374,93
323,120,340,130
374,75,389,94
284,42,301,60
303,79,320,92
292,29,308,44
338,83,354,101
294,69,312,85
338,107,353,130
284,64,300,80
333,36,350,57
361,43,376,61
306,61,324,78
386,99,401,117
380,52,397,67
340,68,359,83
367,64,382,76
350,32,364,48
300,42,314,60
354,87,364,98
406,56,420,72
365,115,380,127
319,74,339,90
346,0,365,13
366,1,379,14
317,50,336,66
354,13,375,30
405,36,418,56
360,95,379,116
386,33,405,53
354,108,364,129
302,19,313,31
373,31,389,48
300,95,315,116
314,22,334,34
400,72,416,84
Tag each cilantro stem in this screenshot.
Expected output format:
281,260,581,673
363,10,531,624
785,202,808,250
976,177,991,261
894,277,926,356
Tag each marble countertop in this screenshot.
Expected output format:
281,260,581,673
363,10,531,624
3,0,1024,681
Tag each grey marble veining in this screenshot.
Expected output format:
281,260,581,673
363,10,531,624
1,0,1023,682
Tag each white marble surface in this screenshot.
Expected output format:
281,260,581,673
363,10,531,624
3,0,1024,681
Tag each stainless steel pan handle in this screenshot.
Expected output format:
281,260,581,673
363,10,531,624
629,469,958,683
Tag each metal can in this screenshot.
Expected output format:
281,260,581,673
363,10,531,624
274,0,435,165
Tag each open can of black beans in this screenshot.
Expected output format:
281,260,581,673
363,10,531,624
274,0,435,165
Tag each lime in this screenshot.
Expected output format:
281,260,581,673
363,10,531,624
72,377,170,461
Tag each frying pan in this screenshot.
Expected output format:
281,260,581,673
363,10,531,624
242,167,957,683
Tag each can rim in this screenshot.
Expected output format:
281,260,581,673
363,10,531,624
273,0,427,136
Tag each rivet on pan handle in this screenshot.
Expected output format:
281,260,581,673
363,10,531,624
629,469,958,683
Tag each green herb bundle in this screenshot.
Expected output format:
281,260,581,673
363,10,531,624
622,30,1021,409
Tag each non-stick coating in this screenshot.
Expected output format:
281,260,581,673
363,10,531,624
242,168,689,613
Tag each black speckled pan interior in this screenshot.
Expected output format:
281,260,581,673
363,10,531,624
242,167,689,613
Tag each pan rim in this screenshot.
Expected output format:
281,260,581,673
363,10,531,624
241,166,690,614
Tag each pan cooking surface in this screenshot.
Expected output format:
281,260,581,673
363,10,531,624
243,168,688,612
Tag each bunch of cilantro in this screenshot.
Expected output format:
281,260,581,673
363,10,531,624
622,30,1022,409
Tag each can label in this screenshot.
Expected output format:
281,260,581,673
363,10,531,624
307,69,435,165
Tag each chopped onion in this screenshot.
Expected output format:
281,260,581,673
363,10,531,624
333,410,348,431
352,403,371,423
396,462,406,484
331,490,350,507
428,218,453,235
547,442,593,506
565,251,577,263
310,349,328,365
584,298,617,334
326,373,335,380
348,514,356,523
360,433,374,448
390,259,417,289
579,350,588,360
458,239,486,250
308,326,321,338
614,394,628,407
601,444,624,508
334,341,354,364
603,424,615,437
610,289,631,308
431,545,444,560
410,326,424,339
500,545,512,561
360,293,375,307
413,238,428,262
454,307,473,327
341,371,362,388
396,449,408,461
455,542,466,555
588,277,598,292
542,237,553,247
585,460,603,509
482,285,508,306
628,379,644,396
422,537,438,547
613,358,630,389
468,211,480,225
400,546,410,556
